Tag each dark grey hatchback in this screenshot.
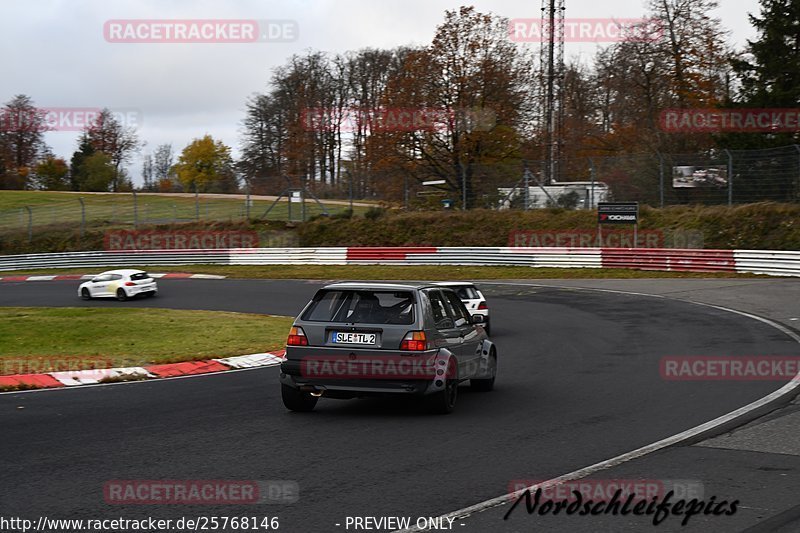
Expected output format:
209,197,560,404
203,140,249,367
280,282,497,414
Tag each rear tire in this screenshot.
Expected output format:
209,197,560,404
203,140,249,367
427,359,458,414
484,321,491,336
471,351,497,392
282,384,318,412
146,291,156,298
80,288,91,300
116,288,128,301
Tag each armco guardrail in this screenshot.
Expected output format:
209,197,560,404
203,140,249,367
0,247,798,277
734,250,800,277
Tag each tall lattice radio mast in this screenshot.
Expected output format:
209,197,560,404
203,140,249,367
539,0,565,184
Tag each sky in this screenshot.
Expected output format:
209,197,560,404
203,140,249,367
0,0,763,185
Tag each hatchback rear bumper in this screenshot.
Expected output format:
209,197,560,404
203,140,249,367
280,360,445,396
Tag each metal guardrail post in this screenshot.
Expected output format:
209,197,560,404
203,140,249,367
523,165,530,210
657,152,664,208
461,163,467,210
724,149,733,206
345,169,354,212
133,190,139,228
403,173,408,211
24,206,32,243
79,197,86,238
794,145,800,201
246,187,251,220
290,190,306,222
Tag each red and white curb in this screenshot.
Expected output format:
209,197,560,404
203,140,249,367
0,273,226,282
0,350,285,391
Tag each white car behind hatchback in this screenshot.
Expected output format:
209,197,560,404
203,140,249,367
78,269,158,301
436,282,490,335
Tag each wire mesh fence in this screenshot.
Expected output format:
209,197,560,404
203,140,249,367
2,145,799,241
478,145,800,210
0,191,357,242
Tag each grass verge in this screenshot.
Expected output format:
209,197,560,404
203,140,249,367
0,264,766,280
0,307,293,372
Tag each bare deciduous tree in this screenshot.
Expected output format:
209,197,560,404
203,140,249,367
0,94,49,189
84,108,140,191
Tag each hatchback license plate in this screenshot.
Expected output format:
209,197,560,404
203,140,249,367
331,332,377,345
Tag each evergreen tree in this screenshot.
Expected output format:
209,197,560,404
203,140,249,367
727,0,800,147
69,133,95,191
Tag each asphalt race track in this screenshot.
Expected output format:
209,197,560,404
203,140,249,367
1,279,799,532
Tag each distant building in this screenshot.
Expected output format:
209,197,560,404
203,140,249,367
498,181,610,210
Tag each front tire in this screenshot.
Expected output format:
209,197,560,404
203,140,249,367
116,288,128,301
282,384,318,412
80,288,91,300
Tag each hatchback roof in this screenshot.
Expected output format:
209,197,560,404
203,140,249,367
322,281,440,291
435,281,477,287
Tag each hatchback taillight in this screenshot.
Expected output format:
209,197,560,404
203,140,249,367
400,331,427,351
477,301,488,310
124,282,136,286
287,326,308,346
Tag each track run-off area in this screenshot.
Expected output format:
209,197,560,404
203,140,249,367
1,277,799,532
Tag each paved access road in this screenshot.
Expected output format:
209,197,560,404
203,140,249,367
1,279,798,532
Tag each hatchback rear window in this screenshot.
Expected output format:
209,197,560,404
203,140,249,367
303,290,415,325
130,272,150,280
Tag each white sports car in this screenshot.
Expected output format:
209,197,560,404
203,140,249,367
78,269,158,301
